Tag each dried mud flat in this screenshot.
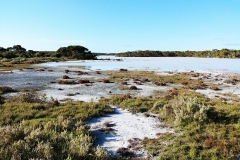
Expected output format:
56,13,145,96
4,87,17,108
1,66,240,158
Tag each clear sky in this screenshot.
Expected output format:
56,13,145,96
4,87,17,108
0,0,240,53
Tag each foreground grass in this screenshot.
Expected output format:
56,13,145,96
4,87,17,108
0,92,114,126
0,92,115,159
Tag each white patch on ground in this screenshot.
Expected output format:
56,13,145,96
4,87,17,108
88,106,173,157
190,70,240,100
40,81,131,102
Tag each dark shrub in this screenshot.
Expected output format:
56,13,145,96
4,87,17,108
129,86,137,90
224,78,238,85
75,71,88,75
119,69,128,72
99,127,114,134
0,86,16,94
103,79,110,83
155,82,166,86
210,86,220,91
124,94,131,99
121,81,128,85
64,69,69,73
164,88,178,99
36,69,45,72
78,79,90,84
135,82,142,85
62,75,70,79
192,73,200,77
141,78,149,83
58,80,76,84
133,78,140,81
181,81,188,85
53,100,59,106
49,81,56,84
103,121,116,127
116,147,134,157
127,138,141,149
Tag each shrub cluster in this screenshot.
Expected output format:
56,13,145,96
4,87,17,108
0,116,109,159
129,85,137,90
0,86,16,94
58,80,76,84
78,79,90,84
161,96,209,125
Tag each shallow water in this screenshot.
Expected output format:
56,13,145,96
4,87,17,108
36,56,240,73
0,69,61,89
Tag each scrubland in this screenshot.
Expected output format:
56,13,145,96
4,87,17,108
0,68,240,159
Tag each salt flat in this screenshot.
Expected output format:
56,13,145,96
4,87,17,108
88,106,173,157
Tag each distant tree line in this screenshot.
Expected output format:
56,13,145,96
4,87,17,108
92,52,116,56
116,49,240,58
0,45,96,60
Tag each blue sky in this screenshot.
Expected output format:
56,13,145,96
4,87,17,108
0,0,240,53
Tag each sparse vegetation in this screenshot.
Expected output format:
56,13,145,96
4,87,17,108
0,86,16,94
129,85,137,90
116,147,134,157
1,66,240,159
58,80,76,84
78,79,90,84
62,75,70,79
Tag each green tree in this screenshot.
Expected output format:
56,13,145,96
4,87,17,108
0,47,6,52
12,45,26,52
55,45,96,60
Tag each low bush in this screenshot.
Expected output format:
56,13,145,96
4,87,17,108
121,81,128,85
119,68,128,71
116,147,134,157
0,117,110,159
129,85,137,90
141,78,150,83
62,75,70,79
7,92,44,103
78,79,90,84
209,85,220,91
154,82,166,86
0,86,16,94
103,79,111,83
224,77,238,85
58,80,76,84
164,88,178,99
161,96,209,125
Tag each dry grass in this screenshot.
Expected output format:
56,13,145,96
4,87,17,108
58,80,76,84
